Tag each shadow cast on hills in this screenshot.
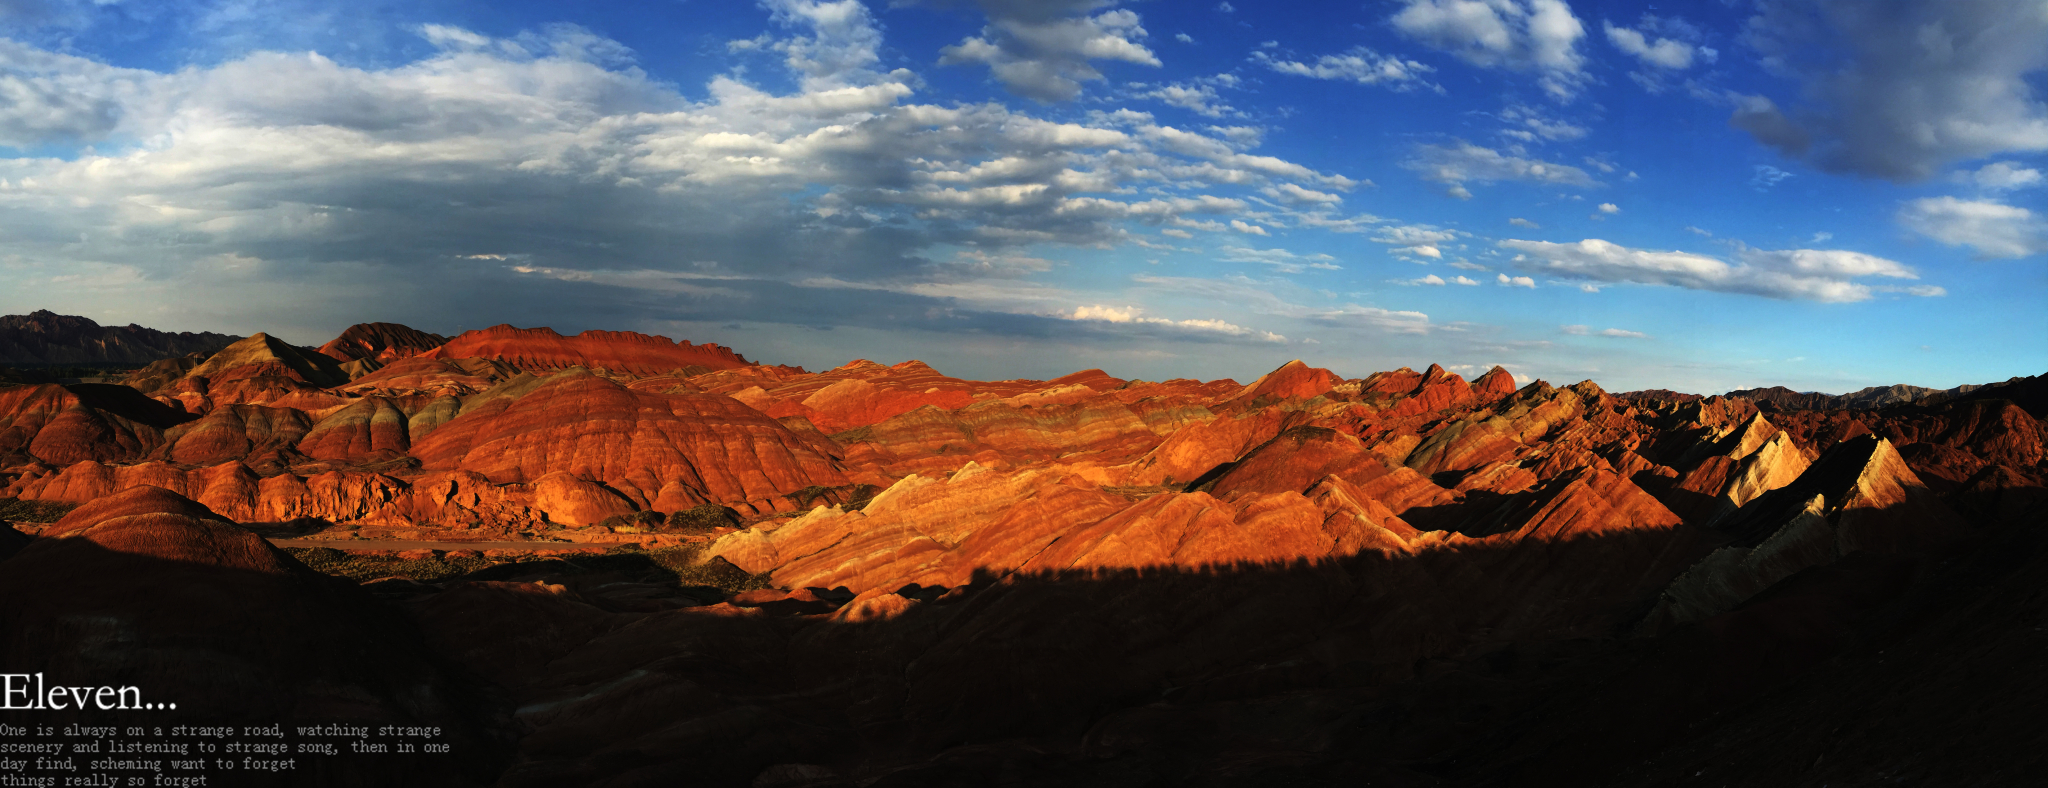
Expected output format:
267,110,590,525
5,484,2047,787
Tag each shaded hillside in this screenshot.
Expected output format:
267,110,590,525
0,309,241,365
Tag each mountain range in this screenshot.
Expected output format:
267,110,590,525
0,311,2042,786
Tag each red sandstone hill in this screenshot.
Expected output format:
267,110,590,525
419,324,757,376
316,321,449,363
1,320,2043,786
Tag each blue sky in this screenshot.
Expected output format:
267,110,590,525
1,0,2043,393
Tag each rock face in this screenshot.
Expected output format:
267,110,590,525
419,324,756,376
316,321,450,362
0,310,241,365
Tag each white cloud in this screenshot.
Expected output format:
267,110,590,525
1685,225,1713,237
1500,103,1589,141
1560,324,1588,335
939,2,1161,102
1599,327,1648,338
1750,165,1795,191
1137,83,1230,117
1230,219,1269,235
1509,217,1540,228
1407,274,1448,286
1394,244,1443,259
1253,47,1439,92
0,8,1388,351
1391,0,1589,101
1597,202,1619,213
1602,21,1710,70
1067,303,1285,342
1452,275,1481,285
1175,32,1194,44
1309,304,1432,334
1734,0,2048,181
1502,238,1941,302
1405,141,1596,197
1497,273,1537,288
1898,196,2048,259
1262,182,1342,205
1216,2,1234,12
1957,161,2045,192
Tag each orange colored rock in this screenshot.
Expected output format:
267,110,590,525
297,395,411,461
410,368,848,510
0,383,181,465
159,404,311,466
1471,365,1518,401
343,356,518,397
316,321,449,362
1221,360,1339,409
533,472,640,527
420,324,755,376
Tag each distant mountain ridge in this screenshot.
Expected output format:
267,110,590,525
0,310,242,365
1619,379,2007,410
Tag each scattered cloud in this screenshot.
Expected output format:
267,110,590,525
1956,161,2045,192
1406,274,1448,286
1603,19,1714,71
1509,217,1540,229
1897,196,2048,259
1597,202,1619,214
1502,238,1939,302
1685,225,1713,237
1499,103,1589,141
1733,0,2048,181
1135,72,1243,117
1390,0,1590,101
1750,164,1795,191
1497,273,1536,288
1174,32,1193,44
1405,141,1596,198
1253,47,1439,91
1452,275,1481,285
1067,304,1285,342
938,1,1161,102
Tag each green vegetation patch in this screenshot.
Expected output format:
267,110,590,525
286,547,491,583
0,498,81,523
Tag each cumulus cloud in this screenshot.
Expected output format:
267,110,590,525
0,7,1384,359
938,0,1161,102
1496,273,1536,288
1498,103,1588,142
1957,161,2045,192
1406,274,1448,286
1452,275,1480,285
1898,196,2048,259
1603,19,1714,70
1134,72,1242,117
1404,141,1596,197
1253,46,1439,91
1390,0,1589,101
1502,238,1942,302
1734,0,2048,181
1509,217,1540,228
